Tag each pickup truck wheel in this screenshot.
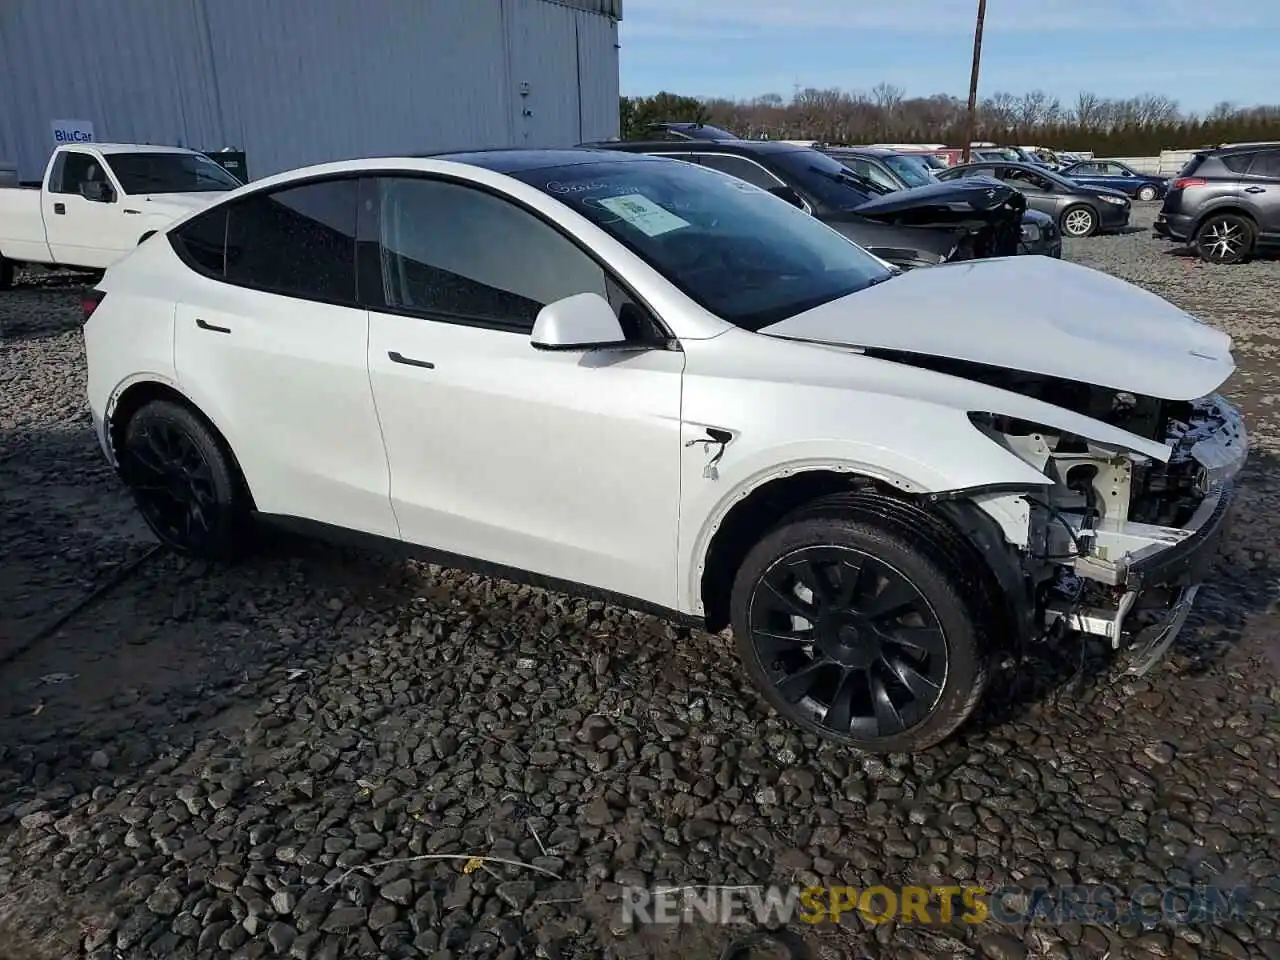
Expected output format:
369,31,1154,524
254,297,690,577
1060,205,1097,237
0,256,13,291
119,399,251,560
730,503,993,754
1137,185,1159,202
1194,213,1254,265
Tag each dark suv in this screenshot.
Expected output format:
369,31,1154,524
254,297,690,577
1154,143,1280,264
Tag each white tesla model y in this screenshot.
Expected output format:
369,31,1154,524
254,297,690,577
84,149,1246,753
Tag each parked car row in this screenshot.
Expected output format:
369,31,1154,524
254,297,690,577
83,145,1247,756
582,137,1051,268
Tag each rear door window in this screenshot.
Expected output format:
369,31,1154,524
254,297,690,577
1220,152,1257,175
1245,150,1280,179
224,178,359,302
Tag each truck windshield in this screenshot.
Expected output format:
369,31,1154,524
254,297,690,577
514,157,893,331
108,153,242,194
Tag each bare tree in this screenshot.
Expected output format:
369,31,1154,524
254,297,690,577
621,85,1280,154
1073,91,1103,128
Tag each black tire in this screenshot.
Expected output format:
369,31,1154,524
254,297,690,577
118,399,251,559
729,492,998,754
1059,204,1098,238
1193,213,1255,265
1137,185,1159,202
0,255,13,291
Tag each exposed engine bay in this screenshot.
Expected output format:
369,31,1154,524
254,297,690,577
872,349,1248,670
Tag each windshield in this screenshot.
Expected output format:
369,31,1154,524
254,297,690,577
883,154,935,187
108,152,242,194
516,158,894,331
766,149,878,209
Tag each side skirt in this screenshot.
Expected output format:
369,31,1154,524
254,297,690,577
254,513,706,630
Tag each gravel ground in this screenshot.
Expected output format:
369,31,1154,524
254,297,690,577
1,205,1279,960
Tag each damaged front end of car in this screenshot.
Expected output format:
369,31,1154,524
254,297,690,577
931,363,1246,673
851,177,1028,262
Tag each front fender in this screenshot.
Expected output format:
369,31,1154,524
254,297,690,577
676,418,1052,615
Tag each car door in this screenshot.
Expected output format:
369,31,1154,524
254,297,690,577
169,176,400,539
362,174,686,608
1064,161,1105,190
989,165,1059,217
42,151,133,268
1241,149,1280,239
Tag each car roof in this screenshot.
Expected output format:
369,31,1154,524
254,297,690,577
78,143,205,155
421,147,657,173
594,139,812,156
1208,141,1280,155
825,146,896,159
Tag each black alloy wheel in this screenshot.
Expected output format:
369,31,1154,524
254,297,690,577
120,399,250,558
746,546,948,739
730,496,994,754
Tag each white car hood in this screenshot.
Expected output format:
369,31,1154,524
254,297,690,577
131,192,226,217
761,256,1233,401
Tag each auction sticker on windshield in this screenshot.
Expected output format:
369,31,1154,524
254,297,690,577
596,194,690,237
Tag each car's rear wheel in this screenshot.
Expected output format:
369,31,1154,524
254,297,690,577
0,256,13,291
118,399,251,559
1137,185,1159,202
1194,213,1255,265
729,493,996,754
1060,205,1098,237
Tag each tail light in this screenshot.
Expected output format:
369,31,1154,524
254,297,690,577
82,289,105,321
1172,177,1208,190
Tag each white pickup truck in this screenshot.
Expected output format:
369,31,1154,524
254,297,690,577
0,143,241,289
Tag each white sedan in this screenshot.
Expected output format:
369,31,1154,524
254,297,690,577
84,149,1247,754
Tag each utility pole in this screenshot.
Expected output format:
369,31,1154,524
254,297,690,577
961,0,987,163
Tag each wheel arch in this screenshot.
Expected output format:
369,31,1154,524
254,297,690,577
692,463,1020,636
107,378,257,510
1191,205,1258,236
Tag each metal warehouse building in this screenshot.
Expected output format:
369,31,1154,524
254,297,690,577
0,0,622,182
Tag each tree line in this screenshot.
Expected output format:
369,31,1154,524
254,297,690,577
620,88,1280,156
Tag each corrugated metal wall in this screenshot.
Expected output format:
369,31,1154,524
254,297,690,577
0,0,620,181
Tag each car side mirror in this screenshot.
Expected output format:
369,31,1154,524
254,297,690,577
530,292,629,351
766,185,805,209
79,181,114,203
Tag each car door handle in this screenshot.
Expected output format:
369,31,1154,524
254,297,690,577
1245,186,1266,193
195,318,231,334
53,202,65,215
388,351,434,369
123,208,141,214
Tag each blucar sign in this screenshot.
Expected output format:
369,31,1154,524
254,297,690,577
52,120,96,144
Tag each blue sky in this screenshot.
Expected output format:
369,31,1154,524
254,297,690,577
618,0,1280,115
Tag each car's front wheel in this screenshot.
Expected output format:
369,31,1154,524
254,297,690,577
730,493,996,754
1137,185,1159,202
1060,205,1098,237
1194,213,1255,265
0,255,13,291
118,399,252,559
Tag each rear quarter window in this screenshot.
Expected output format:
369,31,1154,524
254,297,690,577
170,206,229,275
